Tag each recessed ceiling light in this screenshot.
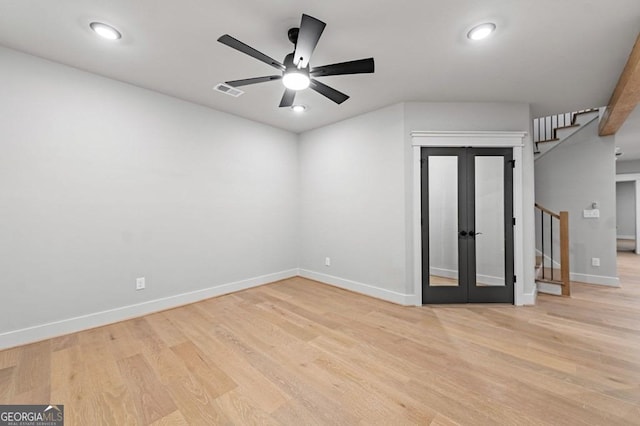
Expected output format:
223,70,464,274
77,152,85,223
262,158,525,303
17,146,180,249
467,23,496,41
291,105,306,113
90,22,122,40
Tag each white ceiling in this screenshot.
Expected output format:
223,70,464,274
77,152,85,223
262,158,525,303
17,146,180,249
0,0,639,139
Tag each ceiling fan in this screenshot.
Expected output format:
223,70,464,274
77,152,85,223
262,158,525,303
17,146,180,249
217,14,375,107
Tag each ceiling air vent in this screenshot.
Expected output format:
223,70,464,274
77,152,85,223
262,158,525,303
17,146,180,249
213,83,244,97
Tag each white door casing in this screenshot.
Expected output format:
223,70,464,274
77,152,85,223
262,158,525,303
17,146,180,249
411,131,527,305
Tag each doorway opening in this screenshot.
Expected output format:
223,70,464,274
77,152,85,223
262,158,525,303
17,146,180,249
615,175,640,255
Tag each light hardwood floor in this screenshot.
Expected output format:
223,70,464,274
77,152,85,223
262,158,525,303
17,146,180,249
1,254,640,425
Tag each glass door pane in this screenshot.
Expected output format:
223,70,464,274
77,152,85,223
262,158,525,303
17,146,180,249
428,156,459,287
474,156,505,287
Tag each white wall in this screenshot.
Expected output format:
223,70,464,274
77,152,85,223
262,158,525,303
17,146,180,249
0,48,541,348
535,119,618,286
427,157,459,277
0,47,299,346
427,156,506,284
616,159,640,174
616,181,636,238
404,102,535,300
298,104,408,301
475,156,506,283
298,102,534,304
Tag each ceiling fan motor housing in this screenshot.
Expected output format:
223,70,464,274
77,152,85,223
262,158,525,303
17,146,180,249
287,28,299,45
283,52,307,71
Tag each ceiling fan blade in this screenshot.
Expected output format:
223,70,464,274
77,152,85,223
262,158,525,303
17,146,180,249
293,14,326,68
311,58,375,77
279,89,296,107
310,79,349,104
226,75,282,87
218,34,285,71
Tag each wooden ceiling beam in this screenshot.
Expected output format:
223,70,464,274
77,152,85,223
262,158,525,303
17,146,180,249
599,32,640,136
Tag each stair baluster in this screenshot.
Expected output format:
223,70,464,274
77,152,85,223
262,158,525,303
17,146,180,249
535,203,571,296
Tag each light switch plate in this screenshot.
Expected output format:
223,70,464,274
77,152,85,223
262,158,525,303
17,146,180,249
583,209,600,218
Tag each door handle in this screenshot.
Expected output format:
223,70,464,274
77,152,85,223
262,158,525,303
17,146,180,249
468,231,483,237
459,230,468,237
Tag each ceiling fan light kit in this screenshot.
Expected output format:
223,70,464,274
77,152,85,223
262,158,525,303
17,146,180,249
282,68,310,91
218,13,375,108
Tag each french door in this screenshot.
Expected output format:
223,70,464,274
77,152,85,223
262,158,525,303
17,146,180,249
421,147,514,304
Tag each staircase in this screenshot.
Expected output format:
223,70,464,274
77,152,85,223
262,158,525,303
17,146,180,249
533,108,601,159
533,107,602,296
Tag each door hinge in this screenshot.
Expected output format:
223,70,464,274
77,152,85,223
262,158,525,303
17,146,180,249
508,159,516,168
513,275,517,283
512,217,516,226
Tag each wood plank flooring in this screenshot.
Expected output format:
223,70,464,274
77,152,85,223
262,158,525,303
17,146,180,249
1,254,640,425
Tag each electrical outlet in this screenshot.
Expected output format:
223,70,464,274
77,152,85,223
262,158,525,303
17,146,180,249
325,257,331,267
591,258,600,267
136,277,146,290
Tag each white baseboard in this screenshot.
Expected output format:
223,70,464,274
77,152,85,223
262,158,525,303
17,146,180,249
429,267,457,279
570,272,620,287
476,273,506,287
537,281,562,295
518,290,537,305
0,269,298,351
430,267,505,286
617,235,636,240
535,248,621,287
298,269,417,306
536,273,620,292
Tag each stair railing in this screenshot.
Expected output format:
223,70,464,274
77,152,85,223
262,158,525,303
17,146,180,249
533,108,600,148
533,112,573,143
535,203,570,296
